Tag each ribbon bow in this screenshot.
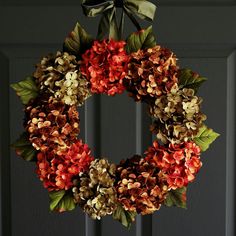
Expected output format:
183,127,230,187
81,0,157,40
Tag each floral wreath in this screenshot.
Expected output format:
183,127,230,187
11,0,219,229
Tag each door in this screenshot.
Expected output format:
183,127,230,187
0,0,235,236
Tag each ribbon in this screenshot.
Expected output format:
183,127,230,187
81,0,156,40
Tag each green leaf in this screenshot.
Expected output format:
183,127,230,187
11,76,38,105
194,124,220,152
178,68,207,93
126,26,156,53
164,187,187,209
11,132,37,162
112,204,136,229
63,22,93,55
49,190,76,212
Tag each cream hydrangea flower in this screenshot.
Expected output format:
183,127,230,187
34,51,91,106
73,159,117,220
149,87,206,144
54,70,91,106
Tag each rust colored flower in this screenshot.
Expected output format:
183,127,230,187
124,46,179,102
115,155,168,215
145,141,202,190
25,96,79,155
36,140,94,191
80,39,130,95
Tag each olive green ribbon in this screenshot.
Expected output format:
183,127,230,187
81,0,156,40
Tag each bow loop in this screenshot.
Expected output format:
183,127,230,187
123,0,156,22
81,0,114,17
81,0,156,40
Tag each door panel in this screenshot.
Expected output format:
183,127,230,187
153,56,227,236
0,2,235,236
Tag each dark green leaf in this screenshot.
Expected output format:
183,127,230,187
63,22,93,55
49,190,76,212
178,68,207,93
10,76,38,105
11,132,37,162
126,26,156,53
112,204,136,229
164,187,187,209
194,124,220,152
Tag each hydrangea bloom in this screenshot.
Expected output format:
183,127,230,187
54,70,91,106
145,141,202,189
149,88,206,144
124,46,179,102
34,51,78,91
80,39,130,95
25,96,79,156
73,159,117,219
115,155,168,215
36,140,94,191
34,51,90,106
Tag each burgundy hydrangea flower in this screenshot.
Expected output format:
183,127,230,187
124,46,179,102
145,141,202,190
80,39,130,95
25,96,80,156
36,140,94,191
115,155,168,215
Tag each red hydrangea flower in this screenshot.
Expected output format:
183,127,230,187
36,140,94,191
80,39,130,95
145,141,202,189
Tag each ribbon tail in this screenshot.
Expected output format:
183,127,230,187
123,7,141,31
97,14,109,40
118,10,125,40
97,9,119,41
109,9,119,40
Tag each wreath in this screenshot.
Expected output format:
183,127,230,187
11,0,219,229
